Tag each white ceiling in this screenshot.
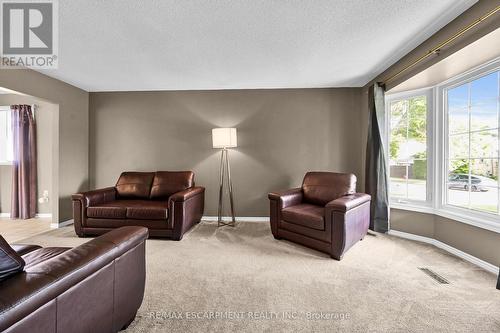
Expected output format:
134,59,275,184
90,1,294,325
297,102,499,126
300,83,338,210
38,0,477,92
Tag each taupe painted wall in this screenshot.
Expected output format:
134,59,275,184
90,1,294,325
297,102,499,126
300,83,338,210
391,209,500,266
0,69,89,223
0,94,55,214
89,88,362,216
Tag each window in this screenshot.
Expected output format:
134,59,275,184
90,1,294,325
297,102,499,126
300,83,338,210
0,106,13,164
387,92,431,204
386,60,500,232
445,70,500,215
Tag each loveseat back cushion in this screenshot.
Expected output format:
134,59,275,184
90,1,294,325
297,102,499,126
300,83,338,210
302,172,356,206
150,171,194,199
116,172,155,199
0,235,25,281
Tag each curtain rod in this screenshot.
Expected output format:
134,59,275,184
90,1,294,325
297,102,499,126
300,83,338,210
381,5,500,86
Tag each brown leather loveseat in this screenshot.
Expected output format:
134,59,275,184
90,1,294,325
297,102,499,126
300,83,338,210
0,226,148,333
73,171,205,240
269,172,371,260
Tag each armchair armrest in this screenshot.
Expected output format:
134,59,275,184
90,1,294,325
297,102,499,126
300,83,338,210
326,193,371,212
168,186,205,203
268,188,303,239
326,193,371,260
72,187,117,207
268,188,303,209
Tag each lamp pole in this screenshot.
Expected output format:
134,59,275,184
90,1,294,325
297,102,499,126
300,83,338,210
217,147,236,227
497,267,499,290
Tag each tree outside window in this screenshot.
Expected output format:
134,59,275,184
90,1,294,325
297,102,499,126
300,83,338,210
389,96,427,201
446,71,500,214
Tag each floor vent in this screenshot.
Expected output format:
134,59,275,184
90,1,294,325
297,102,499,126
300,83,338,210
418,267,450,284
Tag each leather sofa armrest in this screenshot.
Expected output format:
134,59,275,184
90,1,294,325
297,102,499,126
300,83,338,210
326,193,371,212
169,187,205,240
72,187,117,207
169,186,205,203
268,188,303,209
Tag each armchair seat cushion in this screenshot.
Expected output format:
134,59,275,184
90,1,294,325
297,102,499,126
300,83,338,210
282,204,325,230
87,200,168,220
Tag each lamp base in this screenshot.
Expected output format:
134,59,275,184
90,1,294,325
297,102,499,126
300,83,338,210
218,220,236,227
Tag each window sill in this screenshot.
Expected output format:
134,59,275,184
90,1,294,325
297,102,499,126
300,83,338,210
390,202,500,234
0,162,12,166
390,202,433,214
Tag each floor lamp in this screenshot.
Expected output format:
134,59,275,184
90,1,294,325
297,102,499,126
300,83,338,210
212,128,237,227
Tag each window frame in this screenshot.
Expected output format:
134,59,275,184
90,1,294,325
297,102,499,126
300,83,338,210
386,57,500,234
385,88,434,209
437,59,500,232
0,106,13,165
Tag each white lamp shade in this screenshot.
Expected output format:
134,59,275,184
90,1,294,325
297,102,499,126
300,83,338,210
212,128,237,148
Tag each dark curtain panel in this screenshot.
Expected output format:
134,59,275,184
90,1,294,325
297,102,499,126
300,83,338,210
365,84,389,233
11,105,37,219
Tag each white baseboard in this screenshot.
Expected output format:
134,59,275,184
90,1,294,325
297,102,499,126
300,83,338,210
0,213,52,218
388,230,498,275
50,219,74,229
202,216,270,222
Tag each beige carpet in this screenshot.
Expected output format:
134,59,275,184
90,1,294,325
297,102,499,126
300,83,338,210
19,221,500,332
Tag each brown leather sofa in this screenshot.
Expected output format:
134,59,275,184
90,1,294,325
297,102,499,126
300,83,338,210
269,172,371,260
73,171,205,240
0,226,148,333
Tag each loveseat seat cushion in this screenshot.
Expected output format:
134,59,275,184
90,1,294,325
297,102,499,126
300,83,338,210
150,171,194,199
22,247,70,268
87,200,168,220
87,205,127,219
302,172,356,206
282,203,325,230
126,207,167,220
122,200,168,220
116,172,155,199
85,218,171,230
0,235,25,281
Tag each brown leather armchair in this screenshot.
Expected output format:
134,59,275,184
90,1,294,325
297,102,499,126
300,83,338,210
73,171,205,240
269,172,370,260
0,226,148,333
